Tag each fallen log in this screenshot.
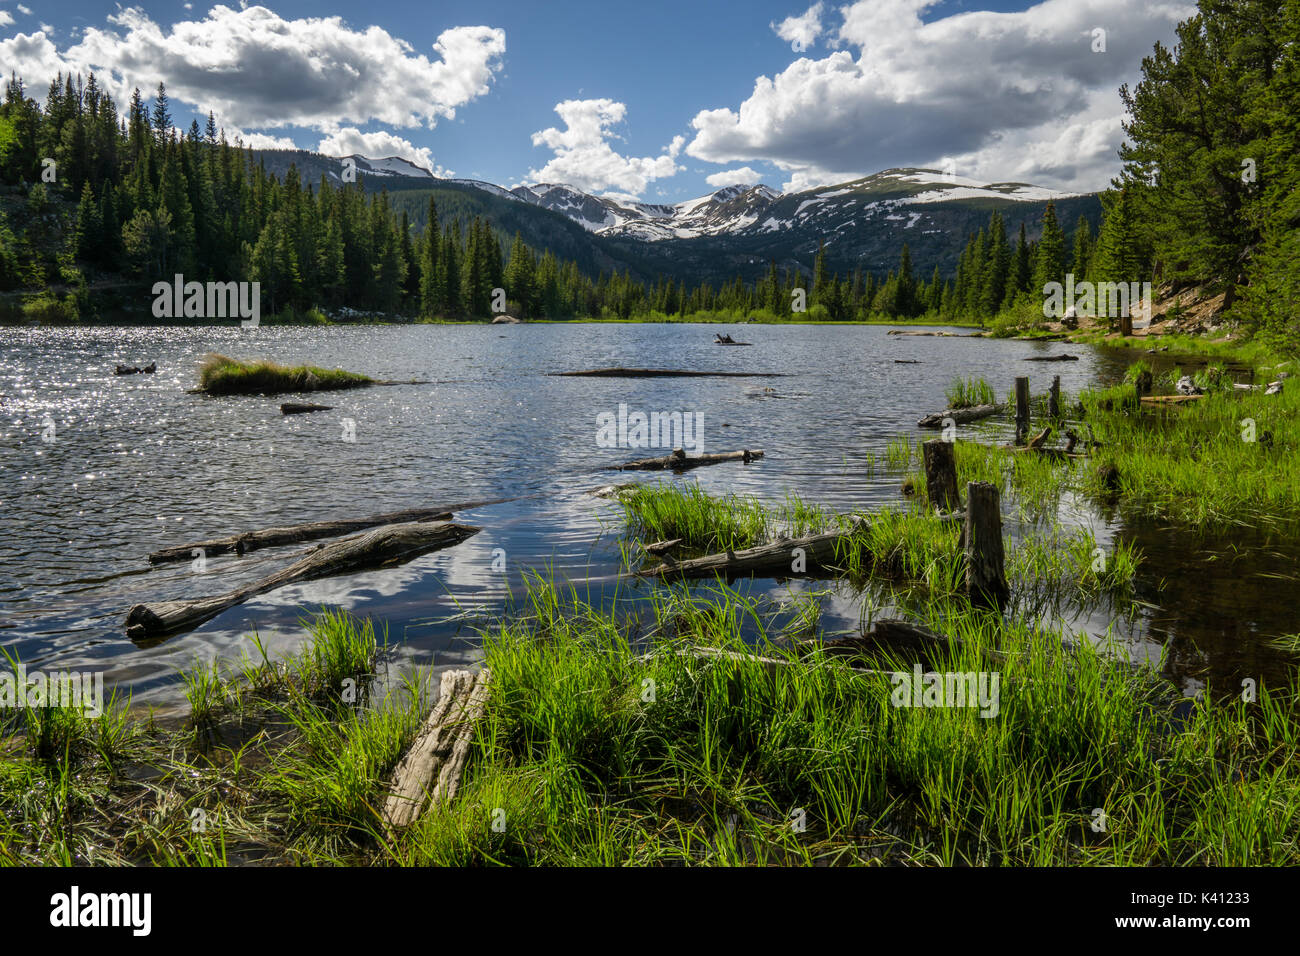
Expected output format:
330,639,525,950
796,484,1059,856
125,520,479,639
643,538,684,556
1023,354,1080,362
280,402,334,415
638,529,845,580
611,448,763,472
382,667,492,830
813,618,1007,669
550,368,785,378
887,330,985,337
147,505,483,564
917,404,1001,429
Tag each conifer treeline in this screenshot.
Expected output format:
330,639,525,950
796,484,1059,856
0,72,1103,323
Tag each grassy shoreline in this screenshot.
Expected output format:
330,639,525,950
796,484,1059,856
5,347,1298,866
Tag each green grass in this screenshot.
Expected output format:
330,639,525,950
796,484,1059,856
4,578,1295,866
616,482,831,552
1077,381,1300,527
197,352,374,395
944,376,996,409
393,578,1300,865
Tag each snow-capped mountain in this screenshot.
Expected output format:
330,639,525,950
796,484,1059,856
451,168,1076,244
249,149,1101,284
340,154,436,179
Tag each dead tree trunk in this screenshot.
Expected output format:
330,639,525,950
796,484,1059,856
922,439,960,513
125,521,479,639
147,506,469,564
382,667,492,830
1014,377,1030,445
638,529,846,579
917,404,1000,429
611,448,763,472
964,481,1008,611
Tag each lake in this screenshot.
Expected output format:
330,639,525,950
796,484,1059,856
2,322,1296,712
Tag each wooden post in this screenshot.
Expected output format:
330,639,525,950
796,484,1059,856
922,439,960,514
1014,377,1030,445
1049,375,1061,420
964,481,1008,611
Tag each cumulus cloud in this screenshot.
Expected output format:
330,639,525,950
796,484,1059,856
689,0,1192,192
528,98,684,198
0,5,506,135
317,127,453,177
225,128,297,150
772,2,824,52
705,166,765,187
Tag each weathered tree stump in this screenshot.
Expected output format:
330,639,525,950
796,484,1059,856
964,481,1008,611
922,439,960,513
1014,377,1030,445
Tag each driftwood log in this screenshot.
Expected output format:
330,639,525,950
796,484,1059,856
638,529,847,580
886,330,985,337
280,402,334,415
917,404,1000,429
125,520,479,639
814,618,1007,670
549,368,785,378
611,448,763,471
382,668,492,830
146,505,485,564
643,538,684,555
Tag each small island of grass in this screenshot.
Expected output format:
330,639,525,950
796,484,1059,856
197,353,376,396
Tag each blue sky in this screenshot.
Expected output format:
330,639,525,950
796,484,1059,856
0,1,1191,200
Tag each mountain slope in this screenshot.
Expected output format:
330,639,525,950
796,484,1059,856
251,150,1102,285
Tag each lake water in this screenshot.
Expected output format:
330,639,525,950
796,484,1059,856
2,322,1296,712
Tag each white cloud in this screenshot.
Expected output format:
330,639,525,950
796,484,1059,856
689,0,1193,192
705,166,764,187
772,2,824,53
224,128,297,150
528,98,684,198
0,12,14,27
317,127,453,177
0,6,506,133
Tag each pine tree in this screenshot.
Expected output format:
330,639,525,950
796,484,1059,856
1033,201,1067,295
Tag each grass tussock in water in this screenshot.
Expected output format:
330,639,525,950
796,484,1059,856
616,483,830,552
1078,380,1300,527
944,375,996,409
197,352,374,395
